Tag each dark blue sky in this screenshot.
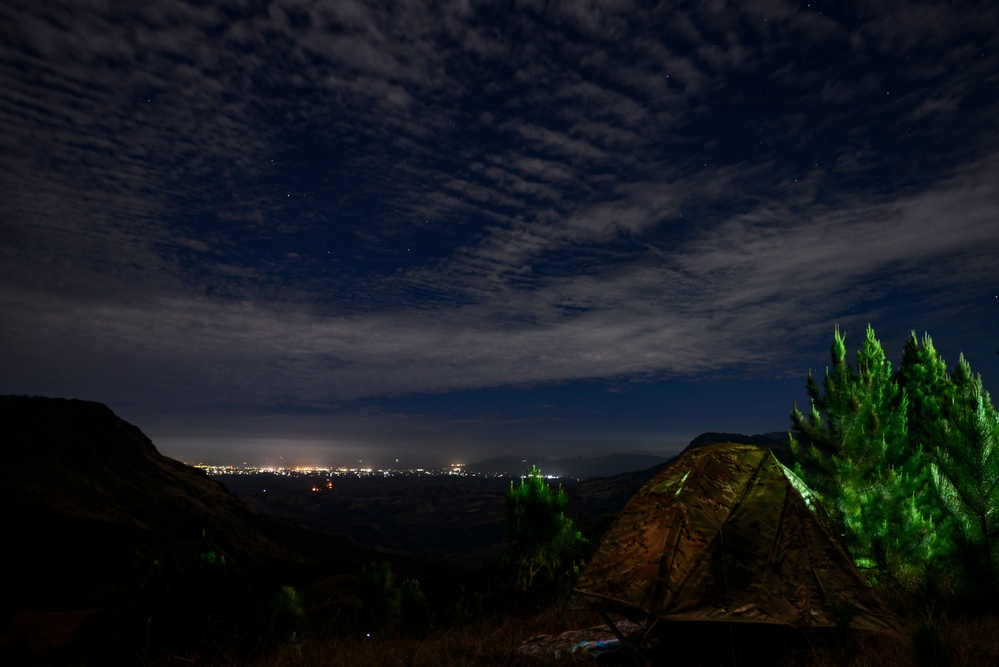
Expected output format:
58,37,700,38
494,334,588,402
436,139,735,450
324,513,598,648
2,0,997,467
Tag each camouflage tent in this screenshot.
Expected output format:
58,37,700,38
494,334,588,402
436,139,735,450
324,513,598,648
574,443,897,633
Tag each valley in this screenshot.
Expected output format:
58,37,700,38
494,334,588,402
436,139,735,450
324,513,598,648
212,466,655,567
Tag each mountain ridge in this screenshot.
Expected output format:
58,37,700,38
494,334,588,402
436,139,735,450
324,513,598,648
462,452,671,478
462,431,788,478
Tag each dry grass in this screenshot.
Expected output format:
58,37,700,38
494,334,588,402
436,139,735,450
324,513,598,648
779,614,999,667
229,610,578,667
944,614,999,665
215,611,999,667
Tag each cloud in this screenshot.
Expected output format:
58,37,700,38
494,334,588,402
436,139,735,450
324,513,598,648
2,0,998,426
6,144,997,412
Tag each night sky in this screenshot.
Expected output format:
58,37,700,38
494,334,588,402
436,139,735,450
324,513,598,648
2,0,998,468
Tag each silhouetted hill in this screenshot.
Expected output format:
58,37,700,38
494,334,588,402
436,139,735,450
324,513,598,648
686,430,787,448
685,430,788,461
0,396,309,611
463,434,788,479
463,452,669,478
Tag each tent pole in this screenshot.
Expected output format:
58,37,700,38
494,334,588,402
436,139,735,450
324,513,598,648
595,608,651,666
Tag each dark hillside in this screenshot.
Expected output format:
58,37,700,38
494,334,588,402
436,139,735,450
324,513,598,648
226,473,513,566
0,396,445,662
0,396,306,610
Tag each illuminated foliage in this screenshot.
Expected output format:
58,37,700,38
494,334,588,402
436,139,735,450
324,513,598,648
502,465,586,592
932,356,999,593
793,326,999,596
896,337,999,594
789,325,939,585
897,332,953,452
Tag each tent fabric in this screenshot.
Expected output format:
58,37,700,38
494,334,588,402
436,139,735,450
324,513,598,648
574,443,897,633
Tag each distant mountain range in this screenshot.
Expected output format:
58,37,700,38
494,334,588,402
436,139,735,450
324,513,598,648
462,452,671,478
685,431,789,460
463,431,788,478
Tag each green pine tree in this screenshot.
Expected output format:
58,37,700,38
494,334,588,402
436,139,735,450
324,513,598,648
789,325,938,585
502,465,585,592
896,332,953,452
351,561,402,629
894,332,959,577
932,355,999,594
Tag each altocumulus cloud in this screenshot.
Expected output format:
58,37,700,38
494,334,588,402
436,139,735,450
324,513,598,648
1,0,997,434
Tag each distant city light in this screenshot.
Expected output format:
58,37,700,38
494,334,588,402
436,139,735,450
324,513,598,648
190,461,532,480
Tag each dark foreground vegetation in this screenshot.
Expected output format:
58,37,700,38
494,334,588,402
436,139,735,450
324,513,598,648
9,533,999,666
24,570,996,667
